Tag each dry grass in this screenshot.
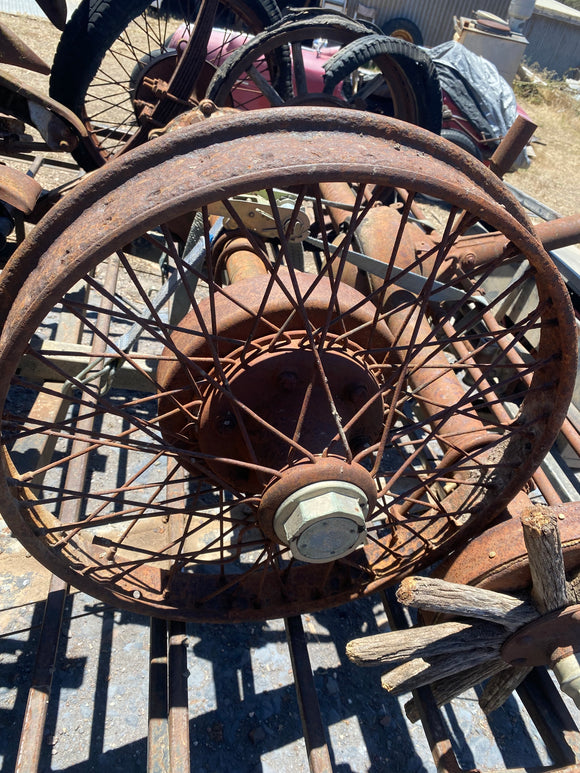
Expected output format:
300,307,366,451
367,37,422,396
511,77,580,217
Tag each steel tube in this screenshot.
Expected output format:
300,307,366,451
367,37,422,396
489,114,538,179
222,236,269,284
320,179,486,452
448,214,580,275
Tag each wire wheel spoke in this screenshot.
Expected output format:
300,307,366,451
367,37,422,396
0,109,575,621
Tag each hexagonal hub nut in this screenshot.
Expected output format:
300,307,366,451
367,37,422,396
273,481,369,564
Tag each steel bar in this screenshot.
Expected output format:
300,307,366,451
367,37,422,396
14,576,67,773
148,618,169,773
505,182,562,222
305,235,480,302
285,616,333,773
167,469,191,772
168,621,190,772
0,151,81,170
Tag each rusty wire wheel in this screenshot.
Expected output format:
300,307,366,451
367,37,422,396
205,12,375,110
49,0,286,170
0,108,576,621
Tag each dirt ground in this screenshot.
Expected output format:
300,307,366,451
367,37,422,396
1,9,579,218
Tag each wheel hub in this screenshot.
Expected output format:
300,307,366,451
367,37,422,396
258,456,377,562
197,338,383,491
156,269,390,494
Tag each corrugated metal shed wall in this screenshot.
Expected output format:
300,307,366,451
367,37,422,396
361,0,579,76
524,14,580,75
367,0,511,46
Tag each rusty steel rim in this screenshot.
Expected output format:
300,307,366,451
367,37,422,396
0,108,576,621
440,502,580,593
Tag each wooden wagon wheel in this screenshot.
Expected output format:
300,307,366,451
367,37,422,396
348,504,580,719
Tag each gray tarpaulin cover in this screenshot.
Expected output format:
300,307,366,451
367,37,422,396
429,40,518,140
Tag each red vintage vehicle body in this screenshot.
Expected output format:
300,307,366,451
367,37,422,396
169,25,527,164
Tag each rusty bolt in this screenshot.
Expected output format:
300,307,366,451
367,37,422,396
217,412,236,432
461,252,476,271
198,99,218,117
277,371,298,392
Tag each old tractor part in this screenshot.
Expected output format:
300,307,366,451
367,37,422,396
0,166,42,216
49,0,287,170
0,71,88,157
0,166,42,252
0,8,88,157
347,504,580,720
0,108,576,622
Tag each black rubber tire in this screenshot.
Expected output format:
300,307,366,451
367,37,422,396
207,11,378,107
50,0,285,170
441,127,483,161
381,16,423,46
322,34,442,134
